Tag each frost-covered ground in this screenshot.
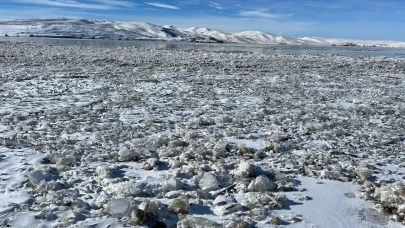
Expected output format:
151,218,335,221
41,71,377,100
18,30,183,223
0,42,405,228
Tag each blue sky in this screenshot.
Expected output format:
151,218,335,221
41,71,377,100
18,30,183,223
0,0,404,40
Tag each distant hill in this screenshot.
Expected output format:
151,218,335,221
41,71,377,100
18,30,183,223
1,18,405,47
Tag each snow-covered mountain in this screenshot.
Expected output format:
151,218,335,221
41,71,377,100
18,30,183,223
0,18,189,40
179,27,241,43
1,18,405,47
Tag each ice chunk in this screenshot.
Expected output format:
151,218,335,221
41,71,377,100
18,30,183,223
234,161,256,178
29,168,59,187
107,198,135,218
177,216,221,228
168,198,189,214
248,175,277,192
199,172,219,191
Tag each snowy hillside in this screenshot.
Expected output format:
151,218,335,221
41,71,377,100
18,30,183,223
234,31,310,45
0,18,190,40
314,37,405,48
179,27,241,43
1,18,405,47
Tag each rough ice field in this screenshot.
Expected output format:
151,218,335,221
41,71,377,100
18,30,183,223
0,42,405,228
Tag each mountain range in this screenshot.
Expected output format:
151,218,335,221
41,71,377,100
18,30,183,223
1,18,405,48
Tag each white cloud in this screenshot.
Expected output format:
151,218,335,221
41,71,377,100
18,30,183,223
0,7,82,20
240,10,277,18
11,0,134,9
240,9,293,19
145,2,180,10
209,1,224,10
177,0,199,6
94,0,134,7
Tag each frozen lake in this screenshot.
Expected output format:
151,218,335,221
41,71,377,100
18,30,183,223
1,36,405,57
1,42,405,227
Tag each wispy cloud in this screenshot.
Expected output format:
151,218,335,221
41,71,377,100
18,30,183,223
11,0,134,9
177,0,199,6
240,9,293,19
0,7,81,20
209,1,224,10
94,0,134,7
145,2,180,10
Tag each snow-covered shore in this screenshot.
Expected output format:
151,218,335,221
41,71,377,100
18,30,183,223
0,42,405,227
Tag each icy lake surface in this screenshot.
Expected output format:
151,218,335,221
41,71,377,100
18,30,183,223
0,42,405,227
1,37,405,57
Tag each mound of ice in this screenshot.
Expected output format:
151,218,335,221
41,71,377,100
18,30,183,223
105,180,163,197
130,200,160,225
168,197,189,214
164,178,184,192
234,161,256,178
118,147,135,162
213,141,230,158
178,215,221,228
248,175,277,192
355,164,374,182
29,168,59,187
95,166,112,179
199,172,219,191
56,157,75,166
143,158,158,170
374,182,405,223
213,195,241,216
107,198,135,218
